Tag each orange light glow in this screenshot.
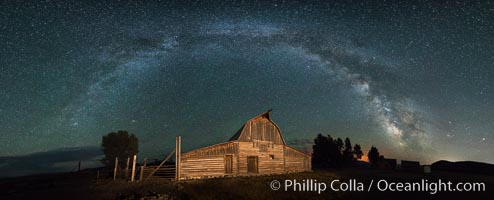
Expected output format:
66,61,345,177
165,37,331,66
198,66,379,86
358,155,369,162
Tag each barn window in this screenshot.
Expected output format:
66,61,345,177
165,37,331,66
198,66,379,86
259,144,268,152
269,155,275,160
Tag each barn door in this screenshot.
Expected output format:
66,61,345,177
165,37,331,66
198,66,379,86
247,156,258,173
225,155,233,174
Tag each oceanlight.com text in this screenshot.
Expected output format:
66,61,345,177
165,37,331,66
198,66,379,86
270,179,486,194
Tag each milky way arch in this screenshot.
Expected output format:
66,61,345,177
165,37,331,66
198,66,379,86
47,19,431,161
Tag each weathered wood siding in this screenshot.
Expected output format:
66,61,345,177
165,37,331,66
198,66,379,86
178,111,311,180
236,117,284,145
179,141,310,179
284,146,311,172
237,142,285,175
180,142,238,179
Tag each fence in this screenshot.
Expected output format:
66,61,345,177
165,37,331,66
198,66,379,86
107,136,181,182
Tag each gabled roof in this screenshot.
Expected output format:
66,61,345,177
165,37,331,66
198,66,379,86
228,110,286,145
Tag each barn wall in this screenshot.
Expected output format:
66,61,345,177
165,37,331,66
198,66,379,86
284,146,311,172
237,142,285,175
181,142,237,158
180,156,225,179
237,118,284,145
178,141,310,179
180,142,238,179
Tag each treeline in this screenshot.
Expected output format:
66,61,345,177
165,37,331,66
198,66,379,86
312,134,362,168
312,133,384,168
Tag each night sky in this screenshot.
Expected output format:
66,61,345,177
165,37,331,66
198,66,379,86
1,0,493,176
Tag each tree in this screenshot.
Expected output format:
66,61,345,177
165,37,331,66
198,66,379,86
342,138,354,163
312,134,341,168
312,134,363,168
312,133,330,168
353,144,363,159
335,138,344,153
367,146,380,165
344,138,352,153
101,130,139,168
327,136,342,166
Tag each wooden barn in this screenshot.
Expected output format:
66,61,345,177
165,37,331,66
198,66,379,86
177,110,311,180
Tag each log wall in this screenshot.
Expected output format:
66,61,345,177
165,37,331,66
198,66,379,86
180,142,238,179
179,141,311,180
237,142,285,175
284,146,311,172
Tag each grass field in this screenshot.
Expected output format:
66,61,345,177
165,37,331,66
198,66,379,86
1,168,492,199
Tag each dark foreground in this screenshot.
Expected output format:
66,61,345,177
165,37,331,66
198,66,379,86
1,168,492,199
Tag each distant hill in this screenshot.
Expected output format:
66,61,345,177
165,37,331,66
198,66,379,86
431,160,494,175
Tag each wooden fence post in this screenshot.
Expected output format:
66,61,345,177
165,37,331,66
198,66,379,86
125,157,130,178
113,157,118,180
96,170,100,183
143,158,147,168
131,155,137,182
176,136,181,181
139,166,144,182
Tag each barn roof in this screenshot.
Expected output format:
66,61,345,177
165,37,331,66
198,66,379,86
228,110,286,145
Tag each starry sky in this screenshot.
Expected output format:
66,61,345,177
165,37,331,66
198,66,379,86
1,0,493,176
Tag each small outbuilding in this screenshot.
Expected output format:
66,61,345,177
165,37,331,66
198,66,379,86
178,110,311,180
376,158,397,170
401,160,421,171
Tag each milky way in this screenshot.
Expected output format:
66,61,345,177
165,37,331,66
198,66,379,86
1,1,493,176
